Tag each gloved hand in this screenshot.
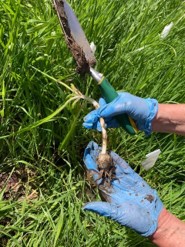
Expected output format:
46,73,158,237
83,92,158,135
83,141,163,237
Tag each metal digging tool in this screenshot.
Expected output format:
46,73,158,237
53,0,137,135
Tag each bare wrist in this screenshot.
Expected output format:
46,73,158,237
150,208,185,247
152,104,185,135
150,208,171,241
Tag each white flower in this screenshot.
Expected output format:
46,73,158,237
90,42,96,54
141,149,161,171
160,22,174,39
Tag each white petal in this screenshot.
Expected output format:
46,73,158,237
160,22,174,39
141,149,161,171
90,42,96,54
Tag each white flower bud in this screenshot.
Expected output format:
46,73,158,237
160,22,174,39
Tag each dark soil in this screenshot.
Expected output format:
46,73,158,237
0,169,38,201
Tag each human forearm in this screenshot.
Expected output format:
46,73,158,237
152,104,185,135
150,208,185,247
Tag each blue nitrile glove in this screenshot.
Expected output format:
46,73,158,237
83,141,163,237
83,92,158,135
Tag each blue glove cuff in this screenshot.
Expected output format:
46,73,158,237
137,98,158,136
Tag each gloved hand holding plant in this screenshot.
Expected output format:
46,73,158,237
83,141,164,237
83,92,158,135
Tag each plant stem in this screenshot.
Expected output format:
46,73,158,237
99,117,107,154
71,85,107,154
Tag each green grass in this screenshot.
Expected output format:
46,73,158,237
0,0,185,246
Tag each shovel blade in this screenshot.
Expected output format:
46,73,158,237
53,0,96,73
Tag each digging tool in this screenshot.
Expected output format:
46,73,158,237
53,0,137,135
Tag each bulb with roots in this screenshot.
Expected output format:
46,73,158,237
96,152,113,170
